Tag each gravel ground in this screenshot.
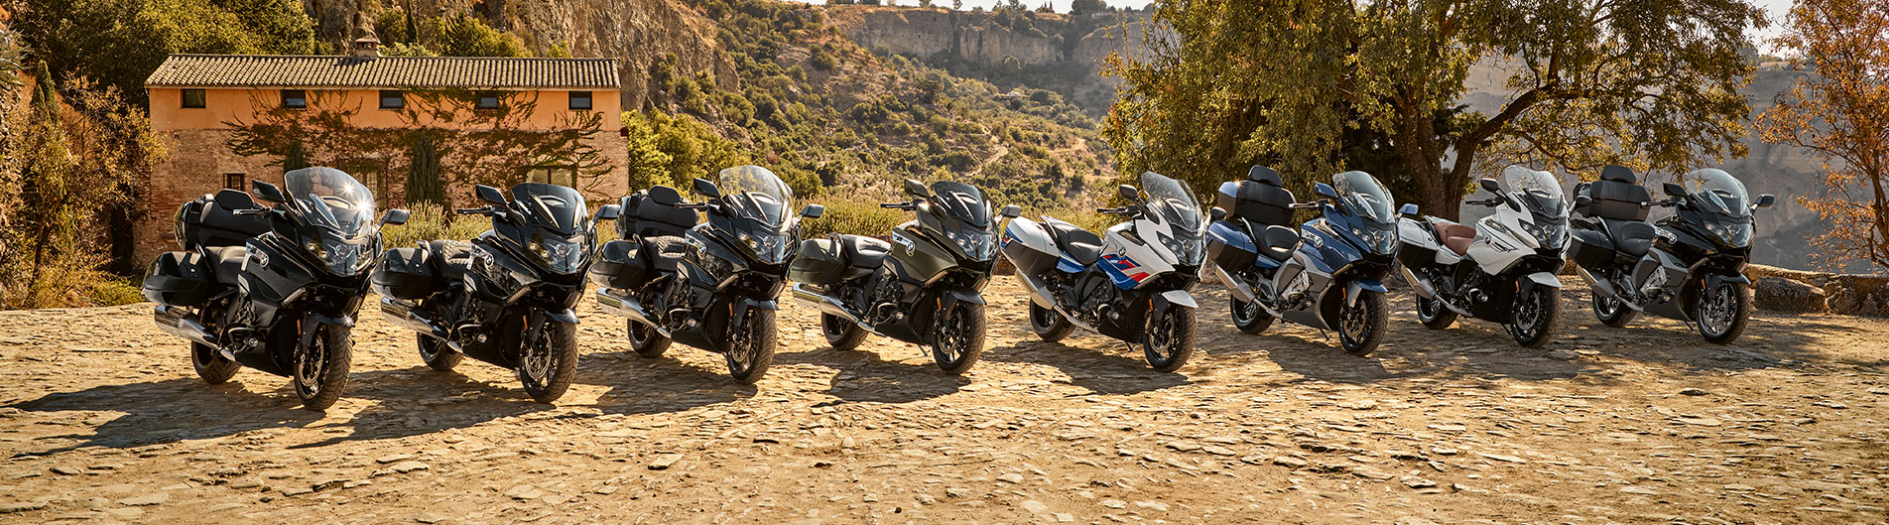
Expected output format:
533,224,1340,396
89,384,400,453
1,277,1885,524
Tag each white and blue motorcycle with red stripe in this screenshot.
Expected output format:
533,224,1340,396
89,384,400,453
1000,172,1205,371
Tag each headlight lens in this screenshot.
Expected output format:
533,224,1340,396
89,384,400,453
1350,226,1398,254
1704,221,1753,248
1156,232,1204,266
530,236,588,274
946,229,995,260
307,239,371,275
1521,221,1568,249
739,230,792,264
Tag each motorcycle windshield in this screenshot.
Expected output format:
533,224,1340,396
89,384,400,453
510,183,589,236
1332,171,1395,227
930,181,991,229
1141,172,1202,234
1501,165,1567,219
285,168,376,239
718,166,793,228
1683,169,1751,218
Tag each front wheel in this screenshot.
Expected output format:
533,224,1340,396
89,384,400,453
1142,306,1196,372
1593,293,1637,327
823,313,869,351
1416,296,1457,330
1697,281,1750,344
1230,297,1274,334
1028,302,1074,342
292,323,352,411
517,320,578,403
726,309,777,384
627,320,671,358
191,343,240,384
1505,285,1560,347
1337,291,1387,356
931,301,987,375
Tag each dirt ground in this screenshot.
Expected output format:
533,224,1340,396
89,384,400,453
1,277,1885,524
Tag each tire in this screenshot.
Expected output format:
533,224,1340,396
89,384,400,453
1415,296,1457,330
417,334,462,372
627,320,671,358
822,313,869,351
191,343,240,385
1698,281,1750,345
1505,285,1560,348
292,323,352,412
1230,297,1274,334
1143,305,1196,372
517,320,579,403
726,308,777,384
1593,293,1637,327
1028,302,1074,342
930,302,987,375
1337,291,1387,356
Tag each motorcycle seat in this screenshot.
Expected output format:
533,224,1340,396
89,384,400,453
1043,217,1103,265
839,235,891,270
1608,220,1657,257
428,240,473,282
207,246,247,285
1064,242,1103,266
1258,225,1300,261
1431,220,1477,256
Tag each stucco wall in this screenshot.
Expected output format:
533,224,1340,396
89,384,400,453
149,87,621,132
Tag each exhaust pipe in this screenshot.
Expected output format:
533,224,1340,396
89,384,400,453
1011,271,1060,310
379,297,449,339
790,283,861,324
595,288,669,337
1214,264,1261,304
153,305,216,347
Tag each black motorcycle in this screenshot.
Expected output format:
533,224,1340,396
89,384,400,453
788,179,1020,374
1566,166,1774,344
372,183,616,403
142,167,407,411
589,166,821,383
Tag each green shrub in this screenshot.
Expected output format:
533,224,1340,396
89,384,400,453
802,198,905,239
381,202,490,249
89,277,145,307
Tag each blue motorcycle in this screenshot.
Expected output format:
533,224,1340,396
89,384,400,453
1205,167,1405,354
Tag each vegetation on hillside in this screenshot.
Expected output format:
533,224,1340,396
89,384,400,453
12,0,317,104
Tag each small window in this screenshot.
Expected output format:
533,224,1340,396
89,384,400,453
379,90,404,110
475,91,501,110
182,89,206,109
224,173,244,190
525,166,577,188
281,89,307,109
568,91,592,111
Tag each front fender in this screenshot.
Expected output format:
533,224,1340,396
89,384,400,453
1345,279,1388,307
1703,272,1751,291
300,312,355,348
1153,290,1197,310
541,308,580,325
934,286,987,311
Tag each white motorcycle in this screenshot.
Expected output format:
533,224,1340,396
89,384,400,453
1394,165,1567,347
1000,172,1205,371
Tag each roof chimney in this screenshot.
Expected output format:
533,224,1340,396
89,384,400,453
351,12,381,58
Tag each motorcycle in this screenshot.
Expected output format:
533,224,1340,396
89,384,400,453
589,166,821,383
1395,165,1567,347
142,167,407,411
372,183,616,403
1205,168,1398,355
1566,166,1774,344
1001,171,1204,371
788,179,1021,374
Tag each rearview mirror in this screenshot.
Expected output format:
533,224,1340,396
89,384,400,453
1478,178,1501,194
904,179,930,199
1210,207,1228,221
251,181,287,204
801,204,824,219
380,209,410,227
1662,182,1687,198
214,189,259,211
1000,204,1021,219
594,204,621,222
1398,203,1418,218
1313,182,1339,200
476,185,507,205
1755,194,1775,208
648,185,684,206
1117,184,1140,203
693,178,722,200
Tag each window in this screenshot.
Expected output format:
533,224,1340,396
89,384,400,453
475,91,501,110
569,91,592,111
525,166,577,188
281,89,307,109
182,89,206,109
379,90,404,110
224,173,244,190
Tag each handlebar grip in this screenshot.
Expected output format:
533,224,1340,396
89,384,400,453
1096,207,1115,213
881,203,905,209
454,208,483,215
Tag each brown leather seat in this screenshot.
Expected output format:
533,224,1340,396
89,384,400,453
1432,221,1476,255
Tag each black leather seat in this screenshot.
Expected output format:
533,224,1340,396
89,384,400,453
1608,220,1658,257
622,187,700,238
1043,218,1103,266
1257,225,1300,261
839,235,890,270
429,240,473,281
207,246,247,285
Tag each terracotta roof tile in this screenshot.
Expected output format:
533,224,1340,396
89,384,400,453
146,54,619,90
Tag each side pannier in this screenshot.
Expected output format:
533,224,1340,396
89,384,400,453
788,238,848,286
589,239,651,290
143,251,212,306
371,247,439,300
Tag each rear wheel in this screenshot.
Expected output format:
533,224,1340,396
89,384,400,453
1698,281,1750,345
822,313,869,351
626,320,671,358
1416,296,1457,330
931,302,987,375
417,334,462,372
1506,285,1560,348
1143,306,1196,372
1230,297,1274,334
726,309,777,384
1338,291,1387,356
292,323,351,412
1028,302,1074,342
191,343,240,384
1593,294,1637,327
517,320,578,403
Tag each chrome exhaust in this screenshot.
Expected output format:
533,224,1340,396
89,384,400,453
790,283,861,324
379,297,449,339
153,305,216,347
1214,264,1261,304
595,288,669,337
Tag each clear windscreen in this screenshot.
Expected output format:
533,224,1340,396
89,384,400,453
1332,171,1394,225
510,183,588,234
1141,171,1202,234
718,166,793,227
1501,165,1568,219
285,168,376,238
930,181,991,229
1684,169,1752,218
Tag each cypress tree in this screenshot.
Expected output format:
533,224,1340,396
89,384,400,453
406,132,444,205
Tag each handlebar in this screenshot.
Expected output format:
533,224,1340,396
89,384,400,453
232,208,269,217
675,203,708,210
1289,202,1320,210
454,208,487,215
881,202,912,209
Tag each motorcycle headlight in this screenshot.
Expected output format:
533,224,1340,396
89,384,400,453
530,237,587,274
1351,226,1398,254
308,239,370,275
1156,232,1204,266
1704,222,1753,248
1521,221,1568,250
946,229,995,260
739,230,791,264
